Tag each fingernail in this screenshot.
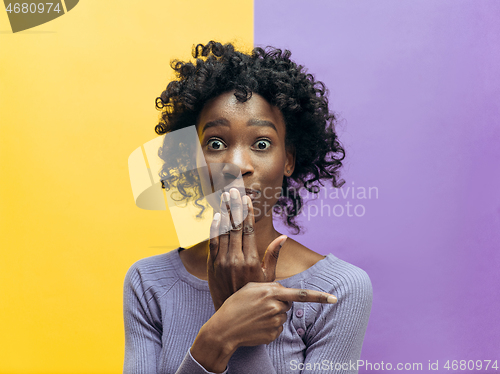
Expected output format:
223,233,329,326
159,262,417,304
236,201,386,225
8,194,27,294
242,195,249,206
230,188,238,200
213,213,221,222
327,295,337,304
279,237,288,248
222,192,230,202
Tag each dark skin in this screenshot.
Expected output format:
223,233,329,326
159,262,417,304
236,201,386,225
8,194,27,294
179,91,336,373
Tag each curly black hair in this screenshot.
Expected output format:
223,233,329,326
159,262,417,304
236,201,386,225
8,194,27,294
155,41,345,234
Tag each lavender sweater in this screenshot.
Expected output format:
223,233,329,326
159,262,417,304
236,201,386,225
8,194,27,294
123,249,372,374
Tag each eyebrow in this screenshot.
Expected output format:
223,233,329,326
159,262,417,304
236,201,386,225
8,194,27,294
201,118,278,134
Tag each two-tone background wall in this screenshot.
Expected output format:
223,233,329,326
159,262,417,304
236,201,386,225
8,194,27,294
1,1,499,373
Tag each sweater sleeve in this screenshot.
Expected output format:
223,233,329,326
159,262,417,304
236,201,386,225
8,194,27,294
123,263,163,374
123,263,227,374
301,267,373,373
175,349,228,374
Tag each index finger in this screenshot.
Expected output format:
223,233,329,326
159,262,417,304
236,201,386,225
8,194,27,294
275,287,337,304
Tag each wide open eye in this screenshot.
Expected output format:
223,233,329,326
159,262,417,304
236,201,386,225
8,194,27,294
253,139,271,150
207,139,226,150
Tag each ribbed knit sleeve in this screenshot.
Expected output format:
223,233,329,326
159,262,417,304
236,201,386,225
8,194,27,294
124,260,226,374
123,261,163,373
176,349,228,374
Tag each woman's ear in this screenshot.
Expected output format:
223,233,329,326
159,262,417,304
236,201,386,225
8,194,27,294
284,146,296,177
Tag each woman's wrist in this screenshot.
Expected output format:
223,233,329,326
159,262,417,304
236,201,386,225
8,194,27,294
191,315,237,373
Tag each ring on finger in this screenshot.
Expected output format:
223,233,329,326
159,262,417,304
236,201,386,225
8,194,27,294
231,222,243,231
243,225,254,234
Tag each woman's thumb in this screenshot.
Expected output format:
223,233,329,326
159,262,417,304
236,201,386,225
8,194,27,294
262,235,287,281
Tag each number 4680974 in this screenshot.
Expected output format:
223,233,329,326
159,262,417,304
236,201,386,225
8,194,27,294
444,360,499,371
5,3,62,14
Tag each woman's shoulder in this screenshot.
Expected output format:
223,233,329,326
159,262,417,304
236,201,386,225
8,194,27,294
279,241,372,298
279,246,373,325
305,254,373,298
124,249,181,291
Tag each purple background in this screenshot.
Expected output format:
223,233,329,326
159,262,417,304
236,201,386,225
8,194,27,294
256,1,500,371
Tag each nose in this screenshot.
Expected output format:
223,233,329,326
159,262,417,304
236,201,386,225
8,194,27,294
221,146,254,179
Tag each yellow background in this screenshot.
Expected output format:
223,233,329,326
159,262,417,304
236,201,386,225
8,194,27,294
0,1,253,372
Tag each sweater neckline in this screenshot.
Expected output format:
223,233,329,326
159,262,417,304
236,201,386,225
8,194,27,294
172,247,337,290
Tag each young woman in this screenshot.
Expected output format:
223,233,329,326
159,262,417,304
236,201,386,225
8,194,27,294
123,41,372,374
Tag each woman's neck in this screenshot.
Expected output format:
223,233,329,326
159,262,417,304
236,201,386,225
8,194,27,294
252,214,282,260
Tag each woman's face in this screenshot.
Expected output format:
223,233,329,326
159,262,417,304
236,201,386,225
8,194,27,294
196,90,295,222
